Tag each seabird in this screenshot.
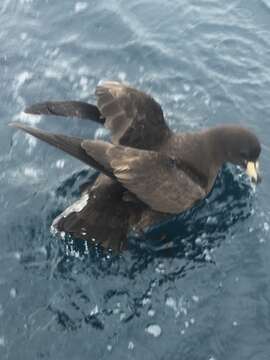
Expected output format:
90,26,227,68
9,81,262,252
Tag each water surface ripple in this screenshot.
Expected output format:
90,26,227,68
1,0,270,359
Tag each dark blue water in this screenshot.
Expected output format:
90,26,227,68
1,0,270,359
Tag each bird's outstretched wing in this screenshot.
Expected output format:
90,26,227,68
9,122,113,178
10,122,205,214
95,81,170,149
24,81,171,150
25,101,103,124
82,140,206,214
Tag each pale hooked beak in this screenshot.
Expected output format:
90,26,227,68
246,161,262,184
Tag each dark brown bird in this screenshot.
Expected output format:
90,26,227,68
9,81,262,252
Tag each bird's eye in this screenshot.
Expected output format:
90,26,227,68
240,149,248,158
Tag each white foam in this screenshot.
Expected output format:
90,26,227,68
128,341,134,350
195,237,202,245
13,110,41,126
178,297,188,316
90,305,99,316
75,2,88,13
55,159,65,169
147,309,155,317
13,252,21,260
142,297,151,306
118,72,127,82
78,66,89,75
264,222,269,232
50,224,58,236
45,48,60,59
204,96,210,106
113,307,120,315
155,262,165,273
13,70,31,107
183,84,191,92
166,296,187,317
206,216,218,225
63,34,79,43
80,76,88,87
20,33,27,41
45,68,63,80
80,76,88,96
145,324,162,337
0,337,5,347
165,297,177,312
138,66,144,74
192,295,199,303
37,246,47,256
23,166,40,179
16,71,32,88
69,248,82,259
10,288,17,298
173,94,185,102
203,249,212,262
26,135,38,154
119,313,126,321
94,127,109,139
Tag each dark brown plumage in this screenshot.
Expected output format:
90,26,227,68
10,81,262,252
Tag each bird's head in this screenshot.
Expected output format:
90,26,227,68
208,125,262,184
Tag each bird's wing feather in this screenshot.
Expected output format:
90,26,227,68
25,101,103,124
9,122,113,177
52,176,131,252
82,140,205,214
24,82,170,150
95,81,170,149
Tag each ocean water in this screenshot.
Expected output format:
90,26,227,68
1,0,270,359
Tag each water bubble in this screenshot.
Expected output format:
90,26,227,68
145,324,162,337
